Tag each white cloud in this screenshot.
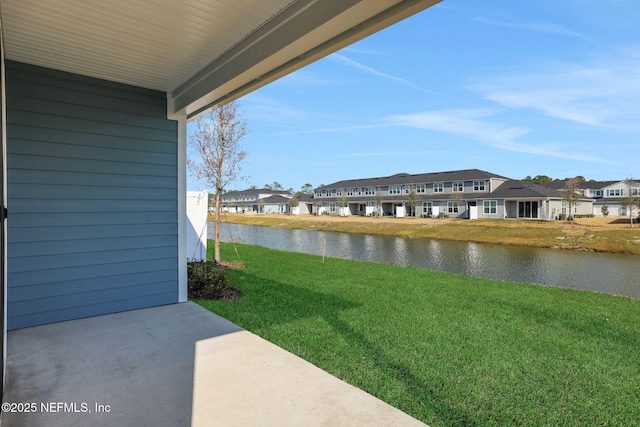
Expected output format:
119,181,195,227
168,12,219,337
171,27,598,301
485,140,613,163
328,53,448,97
329,53,421,89
469,49,640,130
339,47,381,55
474,16,589,40
385,109,530,144
384,109,618,164
243,94,308,124
276,69,339,87
274,124,387,136
339,150,446,158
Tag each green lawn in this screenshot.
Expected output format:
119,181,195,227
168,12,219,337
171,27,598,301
197,241,640,426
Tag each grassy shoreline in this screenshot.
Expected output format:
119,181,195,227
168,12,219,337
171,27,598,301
198,241,640,426
217,213,640,254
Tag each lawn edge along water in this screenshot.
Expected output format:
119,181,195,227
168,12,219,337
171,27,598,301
196,241,640,427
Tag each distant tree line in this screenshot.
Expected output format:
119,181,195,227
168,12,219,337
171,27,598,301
246,181,317,195
522,175,596,185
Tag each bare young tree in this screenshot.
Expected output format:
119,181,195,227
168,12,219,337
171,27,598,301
405,186,420,217
621,178,640,228
374,188,383,217
188,101,247,262
562,178,582,221
287,194,299,214
337,192,349,216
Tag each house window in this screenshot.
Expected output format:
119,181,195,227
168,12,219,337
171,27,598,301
593,190,602,197
315,191,322,197
606,189,623,197
329,203,336,212
422,202,433,216
453,182,464,192
357,188,362,196
389,185,402,195
365,187,376,195
347,188,354,196
336,189,342,196
433,183,444,193
447,201,459,213
405,186,410,194
483,200,497,214
473,181,485,191
416,184,426,193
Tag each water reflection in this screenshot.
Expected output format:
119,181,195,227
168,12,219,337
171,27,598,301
426,240,445,271
392,238,408,266
214,222,640,298
464,242,484,278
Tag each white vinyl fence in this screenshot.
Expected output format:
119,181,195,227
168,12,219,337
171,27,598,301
186,190,208,261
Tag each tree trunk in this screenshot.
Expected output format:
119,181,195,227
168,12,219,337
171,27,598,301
214,191,221,262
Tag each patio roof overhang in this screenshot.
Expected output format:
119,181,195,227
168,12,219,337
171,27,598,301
2,0,441,120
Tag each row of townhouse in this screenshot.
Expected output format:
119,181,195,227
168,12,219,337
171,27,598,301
309,169,593,220
544,179,640,217
219,188,297,214
220,170,638,220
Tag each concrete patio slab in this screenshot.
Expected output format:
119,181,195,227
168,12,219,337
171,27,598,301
2,302,427,426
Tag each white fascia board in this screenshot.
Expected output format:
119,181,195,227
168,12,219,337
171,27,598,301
169,0,441,120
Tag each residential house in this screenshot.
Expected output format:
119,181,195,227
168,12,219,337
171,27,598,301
297,193,315,215
220,189,318,215
0,0,443,398
312,169,589,220
262,195,291,214
220,189,292,213
545,179,640,217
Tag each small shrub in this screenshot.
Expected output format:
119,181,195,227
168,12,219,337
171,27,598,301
188,261,240,300
438,212,449,219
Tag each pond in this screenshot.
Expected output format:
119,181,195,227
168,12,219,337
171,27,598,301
212,222,640,299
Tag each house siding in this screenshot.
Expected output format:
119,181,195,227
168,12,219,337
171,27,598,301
476,199,505,219
6,61,179,329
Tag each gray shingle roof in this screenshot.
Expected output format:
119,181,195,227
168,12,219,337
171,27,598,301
489,180,566,199
261,195,290,204
297,193,315,202
223,188,290,197
544,180,620,190
319,169,509,190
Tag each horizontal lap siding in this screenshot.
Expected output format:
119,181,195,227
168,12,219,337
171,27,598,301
6,61,179,329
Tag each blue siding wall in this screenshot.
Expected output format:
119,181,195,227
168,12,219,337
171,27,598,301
6,61,179,329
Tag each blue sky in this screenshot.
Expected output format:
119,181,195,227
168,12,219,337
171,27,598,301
187,0,640,193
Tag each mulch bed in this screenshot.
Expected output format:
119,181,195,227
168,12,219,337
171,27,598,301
218,287,243,301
